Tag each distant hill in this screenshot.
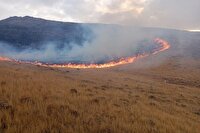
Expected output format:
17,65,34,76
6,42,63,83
0,16,91,49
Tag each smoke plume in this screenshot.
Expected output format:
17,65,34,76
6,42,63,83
0,25,162,64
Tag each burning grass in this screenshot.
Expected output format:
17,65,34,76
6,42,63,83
0,56,200,133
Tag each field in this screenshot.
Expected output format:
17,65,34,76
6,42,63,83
0,53,200,133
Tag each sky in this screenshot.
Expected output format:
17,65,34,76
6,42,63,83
0,0,200,30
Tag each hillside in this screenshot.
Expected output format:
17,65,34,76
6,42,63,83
0,16,87,49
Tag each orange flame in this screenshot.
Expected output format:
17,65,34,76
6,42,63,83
0,38,170,69
0,56,12,61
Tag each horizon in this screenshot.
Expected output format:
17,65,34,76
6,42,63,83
1,15,198,32
0,0,199,31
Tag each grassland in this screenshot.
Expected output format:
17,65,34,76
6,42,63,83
0,55,200,133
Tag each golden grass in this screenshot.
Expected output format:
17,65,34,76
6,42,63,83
0,56,200,133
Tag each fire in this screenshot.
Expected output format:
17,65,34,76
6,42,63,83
0,56,12,61
153,38,171,54
0,38,170,69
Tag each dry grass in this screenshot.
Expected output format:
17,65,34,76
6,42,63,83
0,56,200,133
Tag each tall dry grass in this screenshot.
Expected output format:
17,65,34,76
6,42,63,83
0,58,200,133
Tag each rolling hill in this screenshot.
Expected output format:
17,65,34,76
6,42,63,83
0,16,88,49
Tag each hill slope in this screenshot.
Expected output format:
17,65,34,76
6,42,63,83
0,16,88,49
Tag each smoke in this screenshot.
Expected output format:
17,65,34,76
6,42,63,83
0,42,69,63
0,25,161,64
67,26,157,63
1,23,199,65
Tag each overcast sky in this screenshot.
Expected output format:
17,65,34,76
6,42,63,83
0,0,199,30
